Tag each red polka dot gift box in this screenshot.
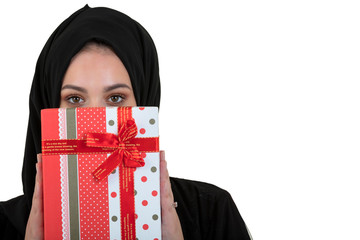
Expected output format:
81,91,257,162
41,107,161,240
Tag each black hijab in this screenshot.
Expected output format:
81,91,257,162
1,5,160,236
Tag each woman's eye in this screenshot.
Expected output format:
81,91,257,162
108,95,123,103
67,96,84,104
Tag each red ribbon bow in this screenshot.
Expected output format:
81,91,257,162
88,119,145,181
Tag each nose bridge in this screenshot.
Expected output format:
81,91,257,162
87,96,106,108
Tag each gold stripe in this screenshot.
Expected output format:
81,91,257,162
66,108,76,139
66,108,80,240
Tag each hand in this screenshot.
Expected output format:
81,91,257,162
160,150,184,240
25,154,44,240
24,152,183,240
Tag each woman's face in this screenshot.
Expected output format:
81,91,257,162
60,46,137,108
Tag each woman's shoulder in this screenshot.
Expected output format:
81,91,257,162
0,196,27,240
169,177,241,216
170,177,232,201
170,177,252,240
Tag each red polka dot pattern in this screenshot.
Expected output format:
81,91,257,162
133,148,160,236
143,224,149,230
141,176,147,182
139,128,146,134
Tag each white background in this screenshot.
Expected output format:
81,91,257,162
1,1,359,239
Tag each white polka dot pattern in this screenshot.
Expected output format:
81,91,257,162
77,108,110,239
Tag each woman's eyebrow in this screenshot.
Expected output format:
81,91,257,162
61,84,88,93
104,83,131,92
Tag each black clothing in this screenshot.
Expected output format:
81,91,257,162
171,178,251,240
1,178,250,240
0,5,250,240
23,5,161,214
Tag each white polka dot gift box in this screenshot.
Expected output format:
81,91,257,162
41,107,161,240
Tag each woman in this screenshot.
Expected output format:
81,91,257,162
0,5,251,239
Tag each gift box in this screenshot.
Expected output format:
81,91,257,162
41,107,161,240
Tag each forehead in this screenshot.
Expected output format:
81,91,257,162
72,42,115,61
62,46,131,89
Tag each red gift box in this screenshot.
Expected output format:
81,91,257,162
41,107,161,240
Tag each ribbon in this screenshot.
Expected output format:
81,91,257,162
41,107,159,240
89,119,145,181
42,116,159,182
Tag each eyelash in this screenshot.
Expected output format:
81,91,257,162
66,94,84,105
106,94,125,105
65,94,126,106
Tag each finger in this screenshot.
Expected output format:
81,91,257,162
36,154,43,185
32,176,42,217
160,151,170,187
37,153,42,163
160,151,174,211
25,155,44,240
159,150,184,240
33,154,43,203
